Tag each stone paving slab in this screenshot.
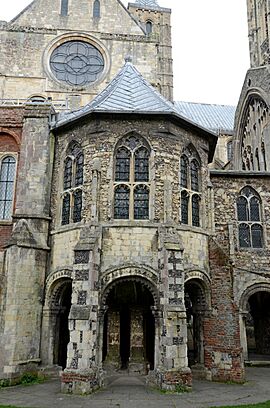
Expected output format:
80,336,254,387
0,367,270,408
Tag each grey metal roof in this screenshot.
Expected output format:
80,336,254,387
55,59,177,127
134,0,160,8
174,101,236,133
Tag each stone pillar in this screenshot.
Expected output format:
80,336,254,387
2,103,52,379
239,312,248,361
129,308,145,373
61,226,103,394
104,309,120,369
152,227,191,391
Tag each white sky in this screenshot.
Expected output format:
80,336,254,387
0,0,250,106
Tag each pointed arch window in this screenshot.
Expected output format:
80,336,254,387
180,146,201,227
93,0,101,18
113,135,150,220
0,156,16,220
146,21,153,34
61,142,84,225
237,187,263,248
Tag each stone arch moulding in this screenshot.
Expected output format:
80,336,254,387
44,268,73,307
42,32,111,90
0,128,21,147
184,269,212,309
239,282,270,312
101,265,159,306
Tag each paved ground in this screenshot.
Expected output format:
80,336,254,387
0,367,270,408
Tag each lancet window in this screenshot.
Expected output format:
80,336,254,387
237,186,263,248
93,0,100,18
60,0,68,15
0,156,16,220
180,146,201,227
114,135,150,220
61,142,84,225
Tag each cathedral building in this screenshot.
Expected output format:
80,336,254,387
0,0,269,394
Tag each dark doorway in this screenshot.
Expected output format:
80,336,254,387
247,291,270,359
54,280,72,368
103,279,155,372
185,280,206,367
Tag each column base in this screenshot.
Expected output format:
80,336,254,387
147,367,192,391
61,368,103,395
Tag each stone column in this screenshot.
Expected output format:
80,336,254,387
104,309,120,369
239,312,248,361
154,227,191,391
2,103,52,379
129,308,145,373
61,226,103,394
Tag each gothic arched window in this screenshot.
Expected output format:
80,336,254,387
180,146,201,227
0,156,16,220
237,187,263,248
61,142,84,225
227,141,233,161
113,135,150,220
146,21,153,34
93,0,100,18
61,0,69,15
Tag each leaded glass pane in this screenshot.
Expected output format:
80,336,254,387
0,156,16,220
115,148,130,181
73,190,82,223
146,21,153,34
93,0,100,17
64,157,72,190
62,194,70,225
61,0,68,15
181,191,189,225
50,41,104,86
180,155,188,188
192,194,200,227
227,141,233,161
191,160,199,191
251,224,263,248
134,185,149,220
75,154,84,186
135,147,149,182
237,196,248,221
239,223,251,248
114,185,130,219
250,196,260,221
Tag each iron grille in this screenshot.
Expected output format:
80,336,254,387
0,156,16,220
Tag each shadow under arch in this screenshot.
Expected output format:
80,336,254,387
184,272,211,369
100,274,159,373
239,282,270,361
43,272,72,369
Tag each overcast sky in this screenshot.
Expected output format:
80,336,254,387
0,0,250,106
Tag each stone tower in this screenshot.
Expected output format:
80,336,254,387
246,0,270,66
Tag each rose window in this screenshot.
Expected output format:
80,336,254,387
50,41,104,86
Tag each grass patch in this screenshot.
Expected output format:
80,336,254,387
0,372,46,389
210,401,270,408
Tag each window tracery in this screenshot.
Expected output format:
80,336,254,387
241,97,269,171
0,156,16,220
237,187,263,248
61,142,84,225
180,146,201,227
113,135,150,220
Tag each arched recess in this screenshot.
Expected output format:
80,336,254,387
235,91,270,171
184,271,211,368
239,283,270,361
42,271,72,368
100,274,159,374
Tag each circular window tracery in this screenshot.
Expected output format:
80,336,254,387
49,40,105,87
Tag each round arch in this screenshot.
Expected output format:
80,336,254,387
239,282,270,312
